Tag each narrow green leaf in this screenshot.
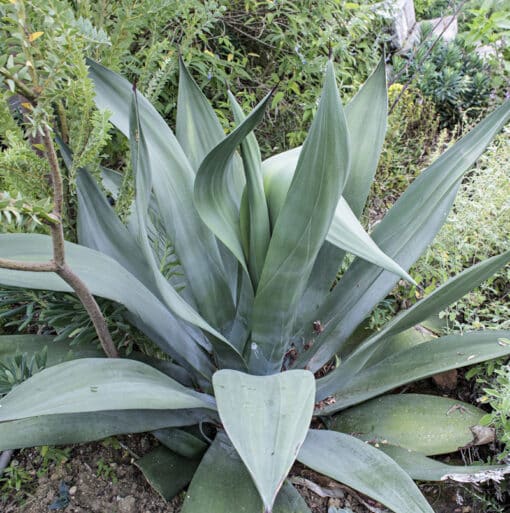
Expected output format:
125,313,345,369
0,409,208,451
269,58,387,323
229,91,271,286
331,394,486,455
298,430,434,513
194,92,272,275
316,331,510,411
250,61,349,374
328,197,415,283
379,445,510,482
0,359,214,421
136,446,200,500
88,59,235,335
294,100,510,373
213,370,315,512
181,432,311,513
0,234,214,379
176,57,225,171
77,169,160,294
0,334,102,366
359,250,510,354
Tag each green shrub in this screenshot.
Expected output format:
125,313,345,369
393,24,493,126
371,83,446,207
416,130,510,331
0,52,509,512
414,0,459,19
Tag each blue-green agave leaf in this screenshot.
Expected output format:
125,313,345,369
0,234,214,379
316,330,510,411
88,59,235,335
0,358,214,422
213,369,315,511
295,100,510,372
249,60,349,374
298,430,434,513
181,432,311,513
229,90,271,286
194,91,272,275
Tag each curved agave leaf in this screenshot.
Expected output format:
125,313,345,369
316,330,510,410
0,409,209,451
130,91,245,368
298,430,434,513
88,59,235,334
181,432,311,513
328,198,415,283
0,358,214,421
294,100,510,372
342,57,388,218
229,91,271,286
379,445,510,482
77,169,161,294
213,369,315,512
270,58,388,321
0,234,214,379
331,394,487,456
194,91,272,275
351,250,510,363
176,56,226,172
262,148,413,284
250,61,349,374
315,249,510,399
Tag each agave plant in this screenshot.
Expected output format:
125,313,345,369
0,56,509,513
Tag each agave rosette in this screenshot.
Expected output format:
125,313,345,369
0,56,509,513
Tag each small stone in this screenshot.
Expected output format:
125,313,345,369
69,485,77,495
433,369,458,391
118,496,137,513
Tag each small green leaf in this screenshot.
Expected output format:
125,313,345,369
136,446,200,500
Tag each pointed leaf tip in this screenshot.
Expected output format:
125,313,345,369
213,370,315,511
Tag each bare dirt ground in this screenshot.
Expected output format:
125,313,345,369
1,431,500,513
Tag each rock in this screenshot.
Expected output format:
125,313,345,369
433,369,458,391
69,485,77,495
391,0,417,49
118,495,137,513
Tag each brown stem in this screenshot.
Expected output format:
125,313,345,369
0,258,56,272
0,67,37,102
42,126,118,358
57,264,118,358
57,101,69,144
0,70,118,358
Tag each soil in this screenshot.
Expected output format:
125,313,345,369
1,426,504,513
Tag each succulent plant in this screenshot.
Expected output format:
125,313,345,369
0,56,509,513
